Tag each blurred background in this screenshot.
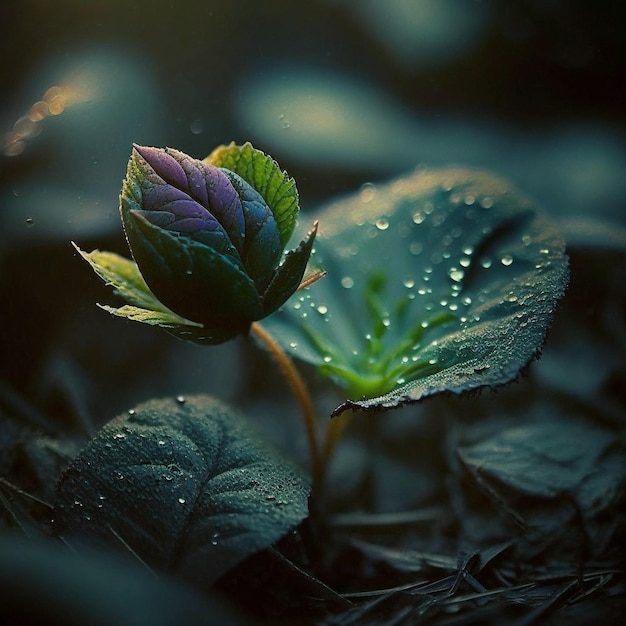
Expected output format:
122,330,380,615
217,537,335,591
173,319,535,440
0,0,625,428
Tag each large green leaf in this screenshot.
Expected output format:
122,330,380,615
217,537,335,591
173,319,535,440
262,168,569,414
54,395,310,587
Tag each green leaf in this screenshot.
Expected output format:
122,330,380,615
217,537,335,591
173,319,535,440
261,221,318,316
97,304,239,345
205,142,299,248
73,244,173,314
458,419,624,507
457,415,626,555
0,534,249,626
74,243,237,344
123,208,263,330
262,168,569,414
54,395,310,587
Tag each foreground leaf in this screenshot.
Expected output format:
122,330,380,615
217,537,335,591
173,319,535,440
0,534,250,626
54,395,310,587
262,168,569,414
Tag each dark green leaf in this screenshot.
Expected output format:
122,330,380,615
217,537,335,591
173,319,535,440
458,418,625,511
262,168,569,414
124,209,263,330
261,221,318,316
54,395,310,587
0,534,250,626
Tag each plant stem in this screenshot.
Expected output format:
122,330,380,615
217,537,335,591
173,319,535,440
250,322,322,489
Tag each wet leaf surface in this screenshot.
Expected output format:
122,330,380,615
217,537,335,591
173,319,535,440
54,395,310,587
263,168,568,414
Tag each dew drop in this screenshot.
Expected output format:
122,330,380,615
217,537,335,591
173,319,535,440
449,303,458,311
176,395,186,404
397,378,406,385
464,194,475,205
480,257,493,269
501,255,514,266
403,278,415,289
540,248,550,254
158,440,165,446
317,304,328,315
293,301,302,310
211,532,220,546
459,257,471,268
323,355,332,363
375,217,389,231
480,197,494,209
113,433,126,440
341,276,354,289
462,246,474,256
127,409,135,416
428,358,437,365
382,318,391,328
190,119,204,134
449,269,465,283
360,182,376,202
26,217,35,227
505,293,518,302
178,497,186,504
412,211,425,224
289,341,298,348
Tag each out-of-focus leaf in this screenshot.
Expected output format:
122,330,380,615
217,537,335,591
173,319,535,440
54,395,310,587
263,168,568,414
0,533,251,626
458,418,625,513
457,415,626,556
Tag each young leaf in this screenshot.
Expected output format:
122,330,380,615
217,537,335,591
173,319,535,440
262,168,569,414
205,142,299,248
73,244,237,344
72,244,175,314
54,395,310,587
